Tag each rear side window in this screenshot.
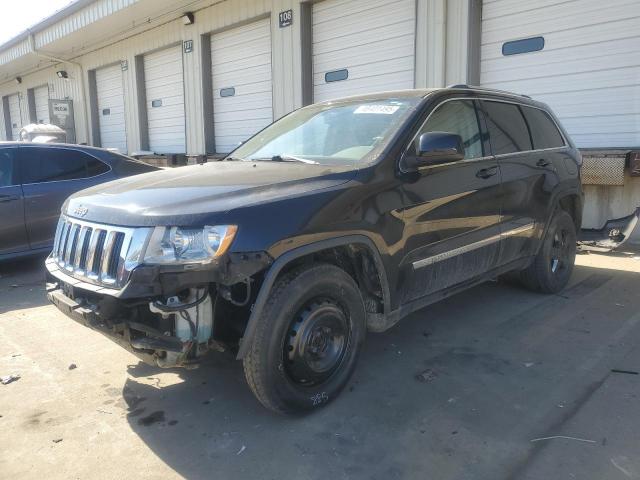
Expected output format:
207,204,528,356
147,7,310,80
0,149,18,187
521,106,565,149
87,157,110,177
21,148,108,184
482,101,532,155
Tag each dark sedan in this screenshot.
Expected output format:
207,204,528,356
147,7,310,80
0,142,158,260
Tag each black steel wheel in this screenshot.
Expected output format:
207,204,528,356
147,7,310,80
243,263,366,415
284,299,350,386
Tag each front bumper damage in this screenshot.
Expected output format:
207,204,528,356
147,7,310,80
46,284,174,366
578,207,640,251
45,251,272,368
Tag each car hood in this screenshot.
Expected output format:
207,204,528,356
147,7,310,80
64,161,358,226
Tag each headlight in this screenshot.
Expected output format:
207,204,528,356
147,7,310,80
143,225,237,265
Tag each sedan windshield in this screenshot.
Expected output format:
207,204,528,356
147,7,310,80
229,97,420,165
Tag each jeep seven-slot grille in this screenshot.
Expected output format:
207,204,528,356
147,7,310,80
51,217,138,288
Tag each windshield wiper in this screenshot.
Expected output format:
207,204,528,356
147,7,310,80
269,154,318,164
224,156,245,161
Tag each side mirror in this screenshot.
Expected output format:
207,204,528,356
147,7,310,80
403,132,465,170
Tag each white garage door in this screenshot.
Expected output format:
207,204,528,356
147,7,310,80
312,0,416,102
144,46,186,154
96,64,127,153
8,94,22,140
210,18,273,154
34,85,50,124
480,0,640,148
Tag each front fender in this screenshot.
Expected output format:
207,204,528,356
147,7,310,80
236,234,390,359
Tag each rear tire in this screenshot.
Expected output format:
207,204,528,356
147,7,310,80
243,263,366,414
519,210,577,293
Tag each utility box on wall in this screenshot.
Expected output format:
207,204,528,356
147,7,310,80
48,99,76,143
580,150,627,186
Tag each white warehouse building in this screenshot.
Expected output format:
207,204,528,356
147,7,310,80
0,0,638,237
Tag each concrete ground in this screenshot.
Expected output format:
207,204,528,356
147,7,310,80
1,251,640,480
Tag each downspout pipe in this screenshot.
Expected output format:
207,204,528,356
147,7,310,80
28,32,91,144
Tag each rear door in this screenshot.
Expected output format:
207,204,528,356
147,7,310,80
19,146,112,250
0,147,28,255
399,98,502,303
479,99,560,265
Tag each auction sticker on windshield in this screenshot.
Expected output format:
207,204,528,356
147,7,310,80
354,105,400,115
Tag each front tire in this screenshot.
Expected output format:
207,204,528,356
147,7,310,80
519,210,577,293
243,263,366,414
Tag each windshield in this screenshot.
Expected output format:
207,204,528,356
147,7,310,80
230,97,420,165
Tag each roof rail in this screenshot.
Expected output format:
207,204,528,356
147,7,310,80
446,84,531,99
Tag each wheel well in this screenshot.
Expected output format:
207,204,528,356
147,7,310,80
557,194,582,230
278,244,386,316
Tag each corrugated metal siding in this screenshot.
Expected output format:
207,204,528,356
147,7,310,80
480,0,640,148
211,17,274,153
34,85,50,124
312,0,416,102
34,0,140,49
96,64,127,152
144,45,186,153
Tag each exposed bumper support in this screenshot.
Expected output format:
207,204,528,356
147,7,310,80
578,207,640,251
46,285,161,366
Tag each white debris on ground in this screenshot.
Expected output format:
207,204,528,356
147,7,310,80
1,373,21,385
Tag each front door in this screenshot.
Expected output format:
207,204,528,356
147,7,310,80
398,98,502,304
0,147,28,256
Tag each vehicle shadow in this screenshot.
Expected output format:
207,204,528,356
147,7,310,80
0,255,49,314
121,262,640,480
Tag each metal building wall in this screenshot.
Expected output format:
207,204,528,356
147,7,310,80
0,63,86,142
74,0,306,155
0,0,473,151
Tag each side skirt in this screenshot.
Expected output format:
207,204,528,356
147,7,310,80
383,257,532,330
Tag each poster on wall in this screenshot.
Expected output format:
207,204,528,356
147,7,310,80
49,99,76,143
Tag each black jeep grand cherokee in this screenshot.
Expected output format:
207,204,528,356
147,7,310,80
46,86,583,414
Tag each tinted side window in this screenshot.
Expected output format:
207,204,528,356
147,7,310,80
0,149,18,187
21,148,88,184
417,100,483,159
482,101,532,155
521,106,565,149
87,157,110,177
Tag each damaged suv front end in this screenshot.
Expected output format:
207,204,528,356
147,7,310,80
46,216,271,368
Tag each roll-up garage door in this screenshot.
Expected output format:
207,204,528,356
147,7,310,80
211,18,273,153
8,94,22,140
34,85,50,124
312,0,416,102
480,0,640,148
96,64,127,153
144,46,186,154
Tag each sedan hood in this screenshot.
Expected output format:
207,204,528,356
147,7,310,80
65,161,358,226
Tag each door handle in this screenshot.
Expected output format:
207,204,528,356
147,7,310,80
476,166,498,179
536,158,551,167
0,194,19,203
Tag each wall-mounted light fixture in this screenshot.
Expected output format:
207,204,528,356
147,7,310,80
15,76,22,84
182,12,195,25
56,70,68,79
